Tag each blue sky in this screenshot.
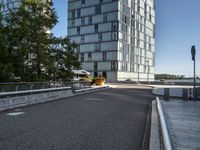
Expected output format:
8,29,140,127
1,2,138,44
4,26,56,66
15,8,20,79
52,0,200,77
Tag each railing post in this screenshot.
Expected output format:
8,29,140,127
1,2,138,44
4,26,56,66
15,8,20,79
164,88,170,101
182,89,188,101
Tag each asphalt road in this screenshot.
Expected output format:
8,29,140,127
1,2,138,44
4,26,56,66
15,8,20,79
0,85,154,150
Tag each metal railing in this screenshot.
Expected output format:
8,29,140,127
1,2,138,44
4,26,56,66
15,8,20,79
156,97,173,150
62,81,91,90
0,87,71,99
0,81,91,92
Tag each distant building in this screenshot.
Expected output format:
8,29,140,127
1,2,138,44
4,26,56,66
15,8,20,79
68,0,155,82
0,0,21,13
0,0,51,14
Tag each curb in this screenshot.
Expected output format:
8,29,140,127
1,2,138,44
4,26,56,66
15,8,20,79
142,103,152,150
149,100,161,150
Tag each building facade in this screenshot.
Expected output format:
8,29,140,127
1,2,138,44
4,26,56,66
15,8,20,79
71,0,155,81
0,0,51,14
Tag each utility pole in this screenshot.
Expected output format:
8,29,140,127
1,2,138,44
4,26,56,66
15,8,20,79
191,45,196,100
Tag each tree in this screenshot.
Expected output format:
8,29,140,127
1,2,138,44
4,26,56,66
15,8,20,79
1,1,81,82
50,37,81,81
5,0,58,81
155,74,185,80
0,6,13,82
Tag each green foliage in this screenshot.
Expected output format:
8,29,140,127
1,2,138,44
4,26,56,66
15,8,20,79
0,7,13,81
0,1,81,82
50,37,81,81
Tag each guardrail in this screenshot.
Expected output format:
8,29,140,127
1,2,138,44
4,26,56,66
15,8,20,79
0,87,71,98
156,97,173,150
0,81,91,92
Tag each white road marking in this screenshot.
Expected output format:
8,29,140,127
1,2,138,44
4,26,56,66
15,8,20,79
6,112,25,116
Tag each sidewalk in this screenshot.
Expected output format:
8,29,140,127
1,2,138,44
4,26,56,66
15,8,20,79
162,100,200,150
150,99,200,150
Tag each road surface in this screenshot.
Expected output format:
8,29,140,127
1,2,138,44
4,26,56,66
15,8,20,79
0,84,154,150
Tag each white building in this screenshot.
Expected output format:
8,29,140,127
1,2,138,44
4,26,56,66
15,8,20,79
68,0,155,82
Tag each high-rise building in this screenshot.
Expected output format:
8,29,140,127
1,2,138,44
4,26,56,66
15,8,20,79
73,0,156,82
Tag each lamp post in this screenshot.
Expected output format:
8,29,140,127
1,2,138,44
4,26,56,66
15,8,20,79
137,64,140,83
191,46,196,100
146,60,150,84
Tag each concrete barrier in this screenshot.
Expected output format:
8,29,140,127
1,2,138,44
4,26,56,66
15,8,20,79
153,88,185,97
0,87,73,112
0,86,110,112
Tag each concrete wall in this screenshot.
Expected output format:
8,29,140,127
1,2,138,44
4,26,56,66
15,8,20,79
0,87,73,112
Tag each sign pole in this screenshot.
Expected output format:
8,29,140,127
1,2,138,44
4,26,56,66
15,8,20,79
191,46,196,100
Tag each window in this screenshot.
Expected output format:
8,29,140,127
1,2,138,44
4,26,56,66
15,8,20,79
94,71,98,77
88,16,92,25
77,27,80,35
149,44,151,51
111,32,118,40
149,14,152,22
72,10,75,18
95,24,98,33
94,62,98,70
98,33,102,42
81,17,85,25
102,72,107,78
81,35,84,43
76,46,80,53
111,22,118,31
111,61,117,70
103,13,107,22
81,0,85,7
71,20,75,27
103,52,107,61
80,53,84,61
88,53,92,61
95,5,101,14
94,43,101,51
76,9,81,18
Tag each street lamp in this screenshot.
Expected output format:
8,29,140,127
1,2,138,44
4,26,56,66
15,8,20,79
137,64,140,83
146,60,150,84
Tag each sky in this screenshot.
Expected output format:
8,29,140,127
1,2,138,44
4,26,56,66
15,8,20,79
52,0,200,77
